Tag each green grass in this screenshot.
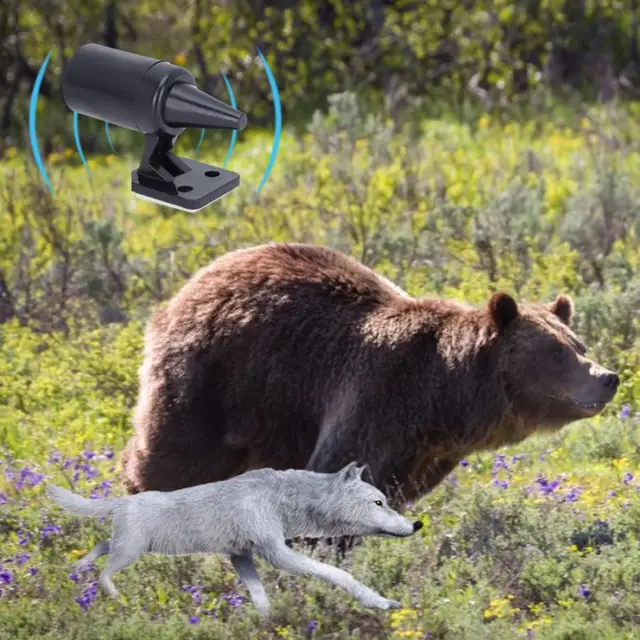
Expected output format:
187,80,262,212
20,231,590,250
1,93,640,638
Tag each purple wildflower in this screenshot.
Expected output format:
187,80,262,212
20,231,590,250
223,593,245,608
75,581,99,610
0,569,12,584
27,567,38,576
307,620,318,632
90,480,112,500
14,552,29,565
17,530,33,546
535,475,560,495
102,447,115,460
14,468,29,490
48,451,62,465
578,584,590,598
69,572,80,583
564,486,581,502
492,479,509,489
460,459,469,467
15,468,45,490
492,454,510,475
181,584,207,605
40,524,61,540
0,493,7,505
620,404,631,420
73,462,100,481
189,616,200,624
83,450,96,460
623,471,634,486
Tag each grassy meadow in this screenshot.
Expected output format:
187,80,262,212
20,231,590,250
1,93,640,638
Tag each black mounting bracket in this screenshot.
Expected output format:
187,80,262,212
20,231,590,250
131,132,240,212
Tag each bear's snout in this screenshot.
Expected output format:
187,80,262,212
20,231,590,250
571,364,620,415
590,366,620,402
598,371,620,392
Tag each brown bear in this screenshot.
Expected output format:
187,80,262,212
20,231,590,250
121,242,619,506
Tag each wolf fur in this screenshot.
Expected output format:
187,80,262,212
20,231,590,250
47,462,423,616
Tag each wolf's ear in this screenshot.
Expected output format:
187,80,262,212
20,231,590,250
338,461,361,482
356,464,368,479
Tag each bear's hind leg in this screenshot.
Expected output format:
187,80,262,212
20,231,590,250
121,433,250,493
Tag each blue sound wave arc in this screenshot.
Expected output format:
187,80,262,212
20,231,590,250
73,112,91,179
196,127,205,155
105,122,116,153
221,72,238,168
196,73,239,165
29,49,54,195
256,47,282,194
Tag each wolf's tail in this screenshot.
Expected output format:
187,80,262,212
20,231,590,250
46,484,121,518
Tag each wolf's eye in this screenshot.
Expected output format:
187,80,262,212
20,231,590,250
374,500,383,506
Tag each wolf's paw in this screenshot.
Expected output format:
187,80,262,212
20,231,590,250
362,595,402,610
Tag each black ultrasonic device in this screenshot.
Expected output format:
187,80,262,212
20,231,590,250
62,43,248,211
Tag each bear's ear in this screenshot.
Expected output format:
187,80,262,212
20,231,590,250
548,294,573,326
488,292,519,333
338,461,361,482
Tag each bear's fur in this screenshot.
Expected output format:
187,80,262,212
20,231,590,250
121,243,619,505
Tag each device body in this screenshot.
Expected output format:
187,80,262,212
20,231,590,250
62,43,247,211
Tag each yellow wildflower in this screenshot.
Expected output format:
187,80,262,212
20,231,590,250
173,53,187,66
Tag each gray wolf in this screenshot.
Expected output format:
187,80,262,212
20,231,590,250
47,462,423,616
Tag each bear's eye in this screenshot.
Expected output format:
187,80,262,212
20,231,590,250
374,500,383,506
552,347,566,364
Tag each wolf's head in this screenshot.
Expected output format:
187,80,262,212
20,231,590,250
315,462,423,539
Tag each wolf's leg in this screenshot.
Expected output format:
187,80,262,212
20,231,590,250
75,540,111,570
229,553,271,617
99,535,145,600
258,542,401,611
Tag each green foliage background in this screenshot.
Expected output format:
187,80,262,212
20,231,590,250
4,0,640,152
2,2,640,638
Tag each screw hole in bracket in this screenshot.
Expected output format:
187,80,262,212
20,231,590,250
205,170,220,178
178,185,193,193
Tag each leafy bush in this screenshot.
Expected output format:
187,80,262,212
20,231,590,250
7,1,640,152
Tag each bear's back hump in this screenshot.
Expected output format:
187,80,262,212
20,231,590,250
198,243,408,308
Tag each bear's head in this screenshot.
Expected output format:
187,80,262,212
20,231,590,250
488,292,619,439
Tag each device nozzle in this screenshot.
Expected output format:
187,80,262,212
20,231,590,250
163,82,247,131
